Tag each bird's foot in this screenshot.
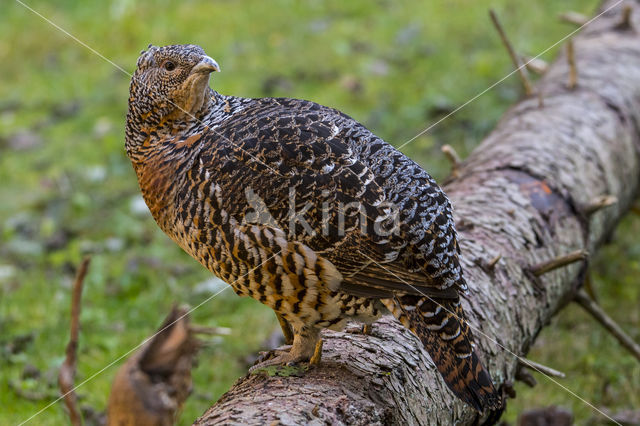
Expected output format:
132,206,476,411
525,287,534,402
251,346,291,368
249,350,307,371
249,339,323,376
249,350,309,377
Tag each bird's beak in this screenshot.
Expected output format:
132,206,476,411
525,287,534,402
192,56,220,74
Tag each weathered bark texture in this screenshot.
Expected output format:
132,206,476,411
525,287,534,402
195,2,640,424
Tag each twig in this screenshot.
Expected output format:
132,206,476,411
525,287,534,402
441,144,461,178
484,254,502,270
518,358,566,379
567,39,578,90
501,380,516,399
538,91,545,109
583,195,618,215
522,56,549,75
574,290,640,362
514,366,537,388
530,249,588,276
614,5,634,31
583,273,599,304
489,9,533,96
559,11,589,27
189,324,232,335
58,256,91,426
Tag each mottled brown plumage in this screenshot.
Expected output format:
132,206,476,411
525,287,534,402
125,44,502,413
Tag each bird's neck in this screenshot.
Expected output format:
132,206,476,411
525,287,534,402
125,93,215,229
125,88,216,159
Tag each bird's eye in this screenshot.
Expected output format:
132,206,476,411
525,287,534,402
163,61,176,71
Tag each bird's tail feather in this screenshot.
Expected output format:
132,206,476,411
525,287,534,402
387,296,502,413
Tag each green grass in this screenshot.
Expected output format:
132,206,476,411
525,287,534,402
1,0,638,424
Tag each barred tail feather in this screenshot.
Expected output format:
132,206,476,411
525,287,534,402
387,296,502,413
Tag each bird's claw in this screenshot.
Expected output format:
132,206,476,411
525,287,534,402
249,339,323,374
252,346,291,367
249,351,310,376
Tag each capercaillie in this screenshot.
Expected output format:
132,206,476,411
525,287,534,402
125,44,502,414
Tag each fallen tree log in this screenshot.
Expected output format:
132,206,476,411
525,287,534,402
195,1,640,424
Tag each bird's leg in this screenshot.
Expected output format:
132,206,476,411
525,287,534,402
249,326,320,372
250,313,294,365
275,312,294,345
345,322,373,335
309,339,323,366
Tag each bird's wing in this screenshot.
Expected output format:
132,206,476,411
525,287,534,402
194,97,459,299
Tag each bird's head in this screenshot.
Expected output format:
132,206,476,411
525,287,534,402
127,44,220,127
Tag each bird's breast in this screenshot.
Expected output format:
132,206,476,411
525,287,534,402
131,148,186,232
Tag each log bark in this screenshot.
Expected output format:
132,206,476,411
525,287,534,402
195,2,640,424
